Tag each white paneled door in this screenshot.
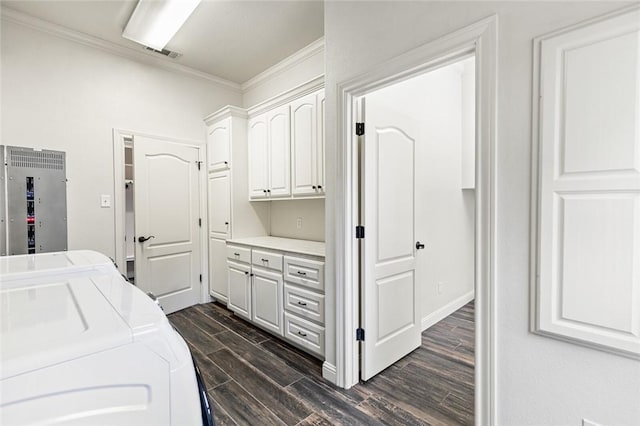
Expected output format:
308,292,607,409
361,94,421,381
134,136,201,314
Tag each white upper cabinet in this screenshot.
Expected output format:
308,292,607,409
248,115,269,199
266,105,291,198
207,118,230,171
316,90,325,193
248,88,325,201
291,92,319,196
533,7,640,358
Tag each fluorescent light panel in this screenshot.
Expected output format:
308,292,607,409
123,0,201,51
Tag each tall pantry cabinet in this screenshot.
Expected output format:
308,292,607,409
205,107,268,302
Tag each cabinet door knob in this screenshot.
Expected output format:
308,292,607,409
244,271,249,275
267,189,271,193
312,186,317,189
263,189,267,193
317,185,322,190
225,222,229,225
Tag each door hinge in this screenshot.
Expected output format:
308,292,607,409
356,122,365,136
199,274,203,283
355,225,365,239
196,161,202,170
356,328,365,341
199,218,202,227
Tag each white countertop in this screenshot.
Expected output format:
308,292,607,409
227,236,325,258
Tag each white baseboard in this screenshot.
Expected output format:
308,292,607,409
421,290,474,331
322,362,337,384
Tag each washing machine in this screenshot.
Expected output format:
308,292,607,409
0,250,214,425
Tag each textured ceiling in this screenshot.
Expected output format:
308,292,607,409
2,0,324,84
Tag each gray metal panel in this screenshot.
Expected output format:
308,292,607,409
6,146,67,255
1,146,6,256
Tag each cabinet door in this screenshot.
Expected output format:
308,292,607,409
208,171,230,239
252,267,284,335
248,115,269,199
209,238,228,301
266,105,291,198
316,90,326,193
207,118,230,171
291,93,317,196
228,261,251,320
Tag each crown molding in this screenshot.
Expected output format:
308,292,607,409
241,37,324,92
247,75,324,117
203,105,248,126
1,7,242,93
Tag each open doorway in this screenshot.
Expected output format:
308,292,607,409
354,56,476,423
358,55,476,381
124,138,135,283
335,16,497,424
113,130,207,314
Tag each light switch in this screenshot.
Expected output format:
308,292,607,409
101,195,111,208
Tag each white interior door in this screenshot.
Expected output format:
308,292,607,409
361,94,421,381
134,136,201,314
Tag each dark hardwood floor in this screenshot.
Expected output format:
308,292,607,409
168,301,474,426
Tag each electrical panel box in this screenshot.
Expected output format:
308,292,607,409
2,146,68,255
1,148,5,256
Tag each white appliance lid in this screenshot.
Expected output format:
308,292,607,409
0,274,132,380
0,250,115,281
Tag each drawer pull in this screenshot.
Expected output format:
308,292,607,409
297,271,307,276
297,331,307,337
297,301,307,306
234,253,240,256
261,258,269,262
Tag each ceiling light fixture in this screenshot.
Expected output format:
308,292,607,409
123,0,201,51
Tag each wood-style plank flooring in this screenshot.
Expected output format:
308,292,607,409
168,301,474,426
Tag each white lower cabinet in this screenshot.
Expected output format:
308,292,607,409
252,268,283,335
227,260,251,321
209,238,229,302
226,242,325,359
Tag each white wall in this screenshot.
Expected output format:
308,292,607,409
325,2,640,425
366,61,475,323
270,199,325,241
1,20,242,259
242,42,324,108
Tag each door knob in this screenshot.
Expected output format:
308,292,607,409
416,241,425,250
138,235,155,243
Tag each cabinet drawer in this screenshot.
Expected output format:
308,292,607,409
252,249,283,272
284,256,324,291
227,244,251,264
284,284,325,324
284,312,325,358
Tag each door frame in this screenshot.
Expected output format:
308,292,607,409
112,128,210,304
334,16,497,424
